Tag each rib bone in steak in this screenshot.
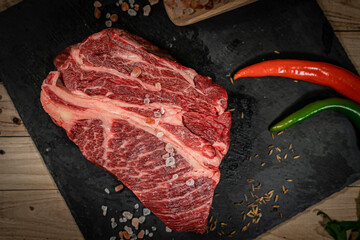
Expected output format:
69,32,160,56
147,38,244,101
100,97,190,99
40,28,231,233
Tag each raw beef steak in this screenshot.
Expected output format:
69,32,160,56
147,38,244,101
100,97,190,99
40,28,231,233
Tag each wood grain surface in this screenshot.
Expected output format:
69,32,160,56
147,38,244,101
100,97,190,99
0,0,359,239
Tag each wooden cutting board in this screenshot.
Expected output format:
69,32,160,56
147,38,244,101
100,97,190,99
164,0,257,26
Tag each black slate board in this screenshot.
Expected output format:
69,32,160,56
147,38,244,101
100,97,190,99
0,0,359,239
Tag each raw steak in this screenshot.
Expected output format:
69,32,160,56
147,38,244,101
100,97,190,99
40,28,231,233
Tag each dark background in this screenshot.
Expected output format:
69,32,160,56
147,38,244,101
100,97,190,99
0,0,359,239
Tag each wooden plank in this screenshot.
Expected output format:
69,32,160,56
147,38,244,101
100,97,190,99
0,83,29,136
0,0,22,12
317,0,360,31
0,137,57,190
256,183,360,239
336,32,360,72
0,190,83,240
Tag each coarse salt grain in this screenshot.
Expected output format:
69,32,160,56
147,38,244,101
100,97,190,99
101,205,108,216
122,211,133,220
105,20,112,27
143,208,151,216
172,174,178,180
105,12,111,18
166,157,175,167
155,82,162,91
143,5,151,16
110,236,116,240
154,111,162,118
134,203,139,209
104,188,110,194
156,132,164,138
148,232,153,237
145,229,149,235
94,1,102,8
165,226,172,232
160,107,165,114
139,215,146,224
144,98,150,104
111,220,117,229
186,178,194,186
124,225,133,235
119,217,127,222
165,143,173,153
152,226,157,231
128,8,137,16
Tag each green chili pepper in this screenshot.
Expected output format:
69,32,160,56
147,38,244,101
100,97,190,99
269,98,360,132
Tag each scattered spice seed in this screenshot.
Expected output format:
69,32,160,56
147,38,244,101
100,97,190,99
217,231,222,236
274,194,279,202
254,183,262,189
284,153,288,159
273,205,280,208
286,179,293,182
271,133,275,139
254,154,259,158
143,5,151,16
251,184,255,192
293,80,298,83
284,189,288,194
274,50,280,54
234,201,243,205
293,155,300,159
121,2,129,11
115,184,124,192
241,226,247,232
282,185,286,192
123,231,131,240
289,143,293,150
145,118,155,124
268,149,273,156
227,108,235,112
230,77,234,84
277,131,284,135
220,222,227,227
250,191,254,198
280,212,283,218
244,194,248,201
242,214,246,221
137,230,145,239
94,7,101,19
275,147,281,152
132,217,139,230
110,13,118,22
148,0,159,5
241,112,244,119
268,144,274,148
276,155,281,161
214,193,220,197
131,67,141,77
247,179,254,183
209,215,213,223
229,230,236,235
260,162,266,167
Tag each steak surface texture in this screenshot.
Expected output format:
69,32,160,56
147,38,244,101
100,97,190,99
40,28,231,233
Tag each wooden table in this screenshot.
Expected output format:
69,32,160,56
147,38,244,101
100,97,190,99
0,0,359,239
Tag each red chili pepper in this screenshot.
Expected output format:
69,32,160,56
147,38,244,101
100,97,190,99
233,59,360,104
